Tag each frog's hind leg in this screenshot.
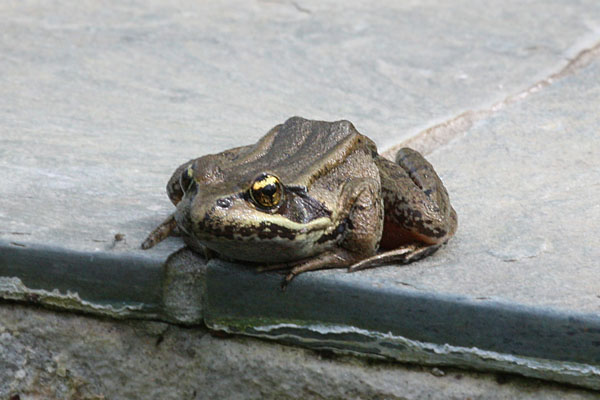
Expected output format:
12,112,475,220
353,148,457,271
376,148,457,249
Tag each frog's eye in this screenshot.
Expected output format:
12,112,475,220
249,173,283,208
180,165,195,193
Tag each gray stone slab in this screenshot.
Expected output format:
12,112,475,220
205,260,600,390
2,303,599,400
373,52,600,314
2,0,600,391
2,0,600,253
202,38,600,389
0,240,207,323
0,240,163,318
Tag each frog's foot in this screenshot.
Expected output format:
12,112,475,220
141,213,177,249
347,243,441,272
279,249,362,289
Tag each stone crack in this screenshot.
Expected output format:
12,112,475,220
384,41,600,158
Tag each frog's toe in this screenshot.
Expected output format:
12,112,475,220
347,247,413,272
281,271,297,290
348,244,441,272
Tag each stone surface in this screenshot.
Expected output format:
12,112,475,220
205,260,600,390
1,303,599,400
2,0,600,395
1,0,600,253
357,49,600,314
200,38,600,387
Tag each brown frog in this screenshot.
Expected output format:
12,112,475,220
143,117,457,284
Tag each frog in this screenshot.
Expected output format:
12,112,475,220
142,116,457,285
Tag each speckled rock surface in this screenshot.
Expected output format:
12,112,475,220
1,303,598,400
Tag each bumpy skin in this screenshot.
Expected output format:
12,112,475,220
142,117,457,283
346,150,457,272
379,149,457,247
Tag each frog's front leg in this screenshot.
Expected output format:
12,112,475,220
141,213,178,249
277,178,384,286
141,159,196,249
350,148,457,271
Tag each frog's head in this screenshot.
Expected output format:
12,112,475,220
174,157,335,263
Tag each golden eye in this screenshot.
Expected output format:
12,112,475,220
249,173,283,208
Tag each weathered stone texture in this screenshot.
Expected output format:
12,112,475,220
1,304,598,400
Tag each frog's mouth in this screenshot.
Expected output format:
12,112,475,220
198,235,331,264
190,214,338,263
194,214,332,242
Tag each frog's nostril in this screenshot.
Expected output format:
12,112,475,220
216,198,232,209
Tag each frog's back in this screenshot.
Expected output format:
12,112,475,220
231,116,378,188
